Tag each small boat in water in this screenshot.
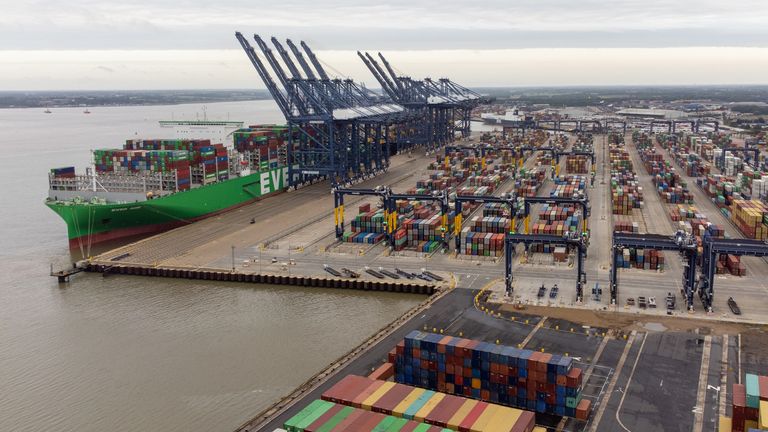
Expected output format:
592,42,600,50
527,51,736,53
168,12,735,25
44,108,52,114
83,107,91,114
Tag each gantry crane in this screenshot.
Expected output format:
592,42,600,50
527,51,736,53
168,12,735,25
236,32,409,184
717,144,760,170
332,186,451,249
698,228,768,311
610,231,698,309
504,231,588,301
358,51,483,149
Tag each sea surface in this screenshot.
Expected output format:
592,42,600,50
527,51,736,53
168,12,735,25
0,100,423,432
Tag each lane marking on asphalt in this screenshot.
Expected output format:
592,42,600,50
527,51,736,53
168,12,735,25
615,332,648,432
719,334,729,419
588,331,637,432
583,335,611,383
693,335,713,432
519,317,548,348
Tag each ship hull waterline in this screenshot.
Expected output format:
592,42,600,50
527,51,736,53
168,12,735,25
46,167,290,250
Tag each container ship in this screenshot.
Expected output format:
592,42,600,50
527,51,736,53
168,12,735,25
481,108,535,128
46,124,296,250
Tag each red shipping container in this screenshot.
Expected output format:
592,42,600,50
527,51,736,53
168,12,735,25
567,367,583,388
576,399,592,421
321,375,371,405
368,363,394,381
305,404,344,432
759,375,768,401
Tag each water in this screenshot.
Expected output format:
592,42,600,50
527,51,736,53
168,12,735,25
0,101,423,432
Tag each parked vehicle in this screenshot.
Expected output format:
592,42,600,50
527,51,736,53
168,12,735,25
666,292,676,310
728,297,741,315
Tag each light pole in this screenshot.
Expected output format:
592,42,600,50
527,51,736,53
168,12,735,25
231,245,235,272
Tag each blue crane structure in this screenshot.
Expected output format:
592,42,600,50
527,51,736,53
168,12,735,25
358,51,483,150
698,231,768,312
612,228,768,311
332,186,451,249
717,143,760,170
504,231,588,301
454,194,589,249
502,118,717,134
236,32,413,184
611,231,698,309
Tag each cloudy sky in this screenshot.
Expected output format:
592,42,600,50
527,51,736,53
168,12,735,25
2,0,768,89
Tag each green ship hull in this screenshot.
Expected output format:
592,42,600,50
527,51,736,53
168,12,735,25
47,167,289,249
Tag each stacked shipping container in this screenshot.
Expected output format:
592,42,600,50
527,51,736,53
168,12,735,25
93,149,192,190
609,144,643,215
320,375,537,432
731,200,768,240
394,332,590,420
565,155,588,174
343,204,387,245
720,373,768,432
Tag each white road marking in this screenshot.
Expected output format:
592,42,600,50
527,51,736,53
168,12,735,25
718,334,729,418
693,335,713,432
615,332,648,432
520,317,548,348
589,331,637,432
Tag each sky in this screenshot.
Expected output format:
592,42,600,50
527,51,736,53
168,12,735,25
2,0,768,90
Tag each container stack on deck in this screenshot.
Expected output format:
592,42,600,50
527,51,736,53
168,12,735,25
50,166,75,178
719,372,768,432
93,149,192,190
125,138,230,183
609,144,643,215
393,331,590,421
318,374,538,432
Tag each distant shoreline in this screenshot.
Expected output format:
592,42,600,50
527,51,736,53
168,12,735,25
0,90,273,109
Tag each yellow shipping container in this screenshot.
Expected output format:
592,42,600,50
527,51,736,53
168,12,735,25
483,406,521,432
761,401,768,429
719,415,732,432
470,405,500,432
447,399,477,430
362,381,395,411
532,428,547,432
413,392,445,423
392,388,424,417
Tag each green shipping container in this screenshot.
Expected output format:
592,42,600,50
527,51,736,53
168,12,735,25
383,417,409,432
316,406,355,432
284,400,333,432
746,373,760,408
294,400,335,432
372,416,397,432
